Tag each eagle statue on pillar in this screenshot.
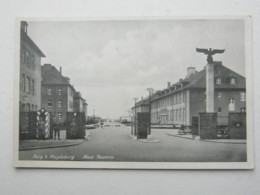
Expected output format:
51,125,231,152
196,48,225,64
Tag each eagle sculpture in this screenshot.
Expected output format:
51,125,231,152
196,48,225,63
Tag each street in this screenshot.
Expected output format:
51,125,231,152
19,122,247,162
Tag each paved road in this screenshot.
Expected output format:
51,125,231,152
19,122,246,162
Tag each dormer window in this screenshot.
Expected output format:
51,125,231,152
216,77,221,84
230,77,236,85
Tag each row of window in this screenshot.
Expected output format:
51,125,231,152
48,88,63,95
21,74,35,95
152,93,186,109
21,46,35,69
158,84,183,97
216,93,246,102
48,99,63,107
215,77,237,85
152,108,186,122
21,103,38,112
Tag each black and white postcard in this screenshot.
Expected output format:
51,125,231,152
13,17,254,169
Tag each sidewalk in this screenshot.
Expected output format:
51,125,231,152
166,132,246,144
19,130,90,150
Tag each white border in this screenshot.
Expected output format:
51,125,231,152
13,16,254,169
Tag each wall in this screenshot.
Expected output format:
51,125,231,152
20,38,42,111
41,85,68,123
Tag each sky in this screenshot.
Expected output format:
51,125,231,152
27,19,245,119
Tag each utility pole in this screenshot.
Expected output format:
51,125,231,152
133,98,138,136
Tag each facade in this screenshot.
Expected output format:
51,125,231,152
20,21,45,112
74,91,88,121
146,62,245,127
41,64,75,123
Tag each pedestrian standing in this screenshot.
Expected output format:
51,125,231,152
53,123,60,140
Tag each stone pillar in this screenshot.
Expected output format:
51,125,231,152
185,90,190,126
206,63,214,113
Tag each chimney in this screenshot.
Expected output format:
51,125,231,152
60,66,62,74
21,21,28,34
187,67,196,78
167,82,171,88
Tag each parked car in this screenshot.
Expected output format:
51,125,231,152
85,124,96,129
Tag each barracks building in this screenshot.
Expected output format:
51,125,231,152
134,62,246,128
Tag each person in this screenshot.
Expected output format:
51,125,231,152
70,119,77,139
53,123,60,140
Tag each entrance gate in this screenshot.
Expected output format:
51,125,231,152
19,109,52,140
66,112,86,139
136,112,149,139
193,112,246,139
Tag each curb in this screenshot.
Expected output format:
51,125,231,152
19,140,85,151
166,133,246,144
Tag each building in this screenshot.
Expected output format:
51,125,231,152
140,62,246,128
74,91,88,121
20,21,45,112
131,98,150,114
41,64,76,123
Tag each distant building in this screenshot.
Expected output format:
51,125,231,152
20,21,45,112
150,62,246,127
131,98,149,114
41,64,75,123
74,91,88,121
119,116,132,123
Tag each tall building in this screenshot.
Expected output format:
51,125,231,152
137,62,246,128
20,21,45,112
41,64,75,123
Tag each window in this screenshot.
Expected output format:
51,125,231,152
58,100,62,107
31,104,34,111
26,76,31,93
218,107,221,113
48,99,52,107
218,92,222,98
31,55,35,69
35,105,37,111
48,88,52,95
31,79,34,95
26,103,30,111
26,51,30,67
58,88,62,95
216,77,221,84
230,77,236,85
21,74,25,91
241,107,246,113
22,47,26,63
57,112,62,119
240,92,246,102
229,98,235,111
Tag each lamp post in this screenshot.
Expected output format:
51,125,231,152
133,98,138,136
147,88,154,135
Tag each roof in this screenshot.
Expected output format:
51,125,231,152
41,64,75,91
131,98,149,109
21,30,45,57
74,91,87,101
147,62,245,102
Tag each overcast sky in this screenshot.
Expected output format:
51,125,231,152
27,19,245,119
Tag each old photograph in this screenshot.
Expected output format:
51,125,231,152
14,17,254,169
